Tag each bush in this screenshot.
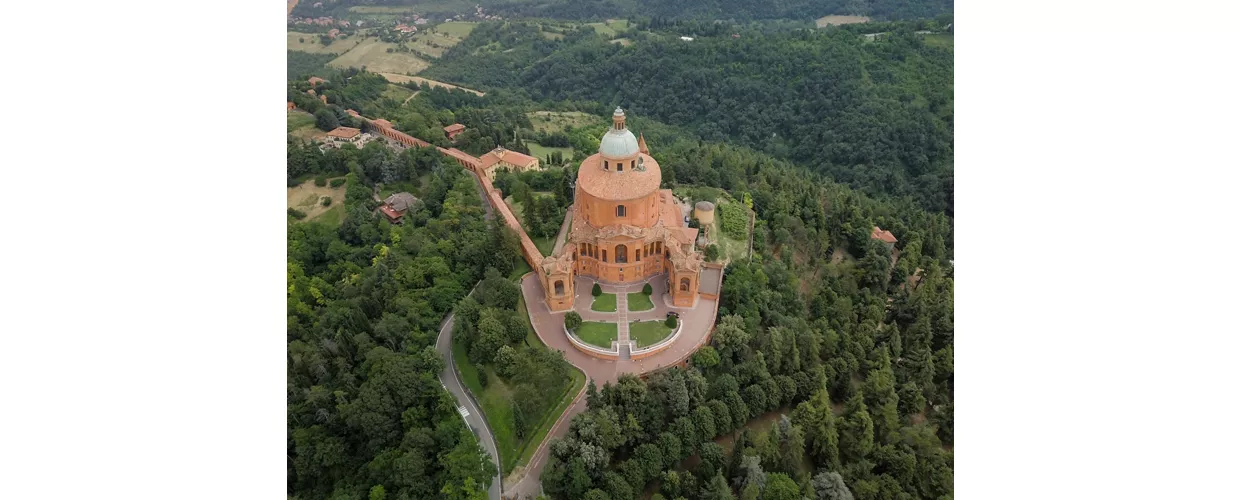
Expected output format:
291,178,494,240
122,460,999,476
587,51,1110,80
330,178,346,188
592,283,602,297
321,197,332,207
564,311,583,331
287,208,307,220
642,283,652,295
705,244,720,262
478,370,489,389
665,315,678,328
314,175,327,187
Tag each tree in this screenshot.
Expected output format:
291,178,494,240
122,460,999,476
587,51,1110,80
811,471,854,500
494,345,518,378
471,313,508,364
593,283,603,297
701,472,736,500
316,108,340,131
698,442,725,480
838,394,874,460
643,283,653,295
565,311,583,331
762,473,800,500
705,244,720,262
666,315,678,328
692,346,721,369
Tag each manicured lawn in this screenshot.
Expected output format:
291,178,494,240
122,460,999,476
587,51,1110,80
437,21,478,38
574,322,618,348
627,292,654,312
314,204,345,227
527,142,574,164
591,293,617,312
629,321,674,348
532,235,554,257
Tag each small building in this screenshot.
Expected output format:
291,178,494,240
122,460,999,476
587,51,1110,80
371,118,393,129
319,94,328,104
308,76,326,87
693,201,715,226
380,192,419,223
287,102,296,111
478,146,540,181
871,226,898,248
345,109,360,118
325,127,366,148
444,123,466,140
327,28,340,39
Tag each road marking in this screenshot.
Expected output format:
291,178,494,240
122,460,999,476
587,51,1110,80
458,406,470,418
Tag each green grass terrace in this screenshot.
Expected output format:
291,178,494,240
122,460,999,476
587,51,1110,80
629,321,674,348
590,293,617,312
626,292,654,312
574,322,618,349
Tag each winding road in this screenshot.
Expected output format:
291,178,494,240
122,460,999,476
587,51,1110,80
436,312,503,500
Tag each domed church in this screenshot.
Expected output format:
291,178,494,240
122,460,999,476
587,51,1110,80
540,108,704,311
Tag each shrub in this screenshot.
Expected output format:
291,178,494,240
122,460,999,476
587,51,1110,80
321,196,332,207
314,175,327,187
642,283,652,295
564,311,583,331
592,283,602,297
478,370,489,388
705,244,720,262
329,178,346,188
287,208,307,220
665,315,678,328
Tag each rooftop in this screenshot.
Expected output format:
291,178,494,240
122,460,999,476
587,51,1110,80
384,192,418,212
444,123,466,133
576,153,662,201
479,146,538,169
371,118,393,128
326,127,361,139
871,226,898,244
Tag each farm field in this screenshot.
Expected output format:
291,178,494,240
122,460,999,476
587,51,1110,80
379,73,485,95
609,38,632,46
527,111,599,133
380,83,417,105
328,38,430,75
586,19,629,36
435,21,478,38
923,33,954,49
348,2,472,14
575,322,618,348
629,321,672,348
287,178,347,221
626,292,654,312
816,15,871,27
287,31,361,54
590,293,617,312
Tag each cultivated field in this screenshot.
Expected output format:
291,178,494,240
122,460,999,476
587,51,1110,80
435,21,477,39
816,15,871,27
587,19,629,36
329,38,430,74
527,111,599,133
287,178,346,221
349,1,472,15
287,31,362,54
609,38,632,46
379,73,485,95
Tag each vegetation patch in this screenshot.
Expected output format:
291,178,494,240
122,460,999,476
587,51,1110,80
286,177,347,221
436,21,479,39
379,73,485,95
590,293,617,312
816,15,871,28
626,292,654,312
287,31,361,54
527,142,574,165
328,37,430,75
628,321,673,348
527,111,600,133
574,321,618,348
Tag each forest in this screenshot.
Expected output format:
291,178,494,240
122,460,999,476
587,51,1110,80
293,0,952,23
421,21,954,214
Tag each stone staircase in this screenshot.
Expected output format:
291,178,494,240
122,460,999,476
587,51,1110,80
616,288,630,359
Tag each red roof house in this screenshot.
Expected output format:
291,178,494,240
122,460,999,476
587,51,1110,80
444,123,466,140
871,226,898,245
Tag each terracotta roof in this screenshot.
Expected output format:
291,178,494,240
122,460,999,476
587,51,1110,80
372,118,393,128
576,152,662,201
346,109,360,117
637,133,649,154
326,127,361,139
444,123,466,133
479,147,538,170
308,77,326,85
384,192,418,212
871,226,898,244
379,205,404,220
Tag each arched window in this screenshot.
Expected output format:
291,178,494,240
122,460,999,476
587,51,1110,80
680,278,691,292
554,280,565,296
615,244,628,264
616,205,626,217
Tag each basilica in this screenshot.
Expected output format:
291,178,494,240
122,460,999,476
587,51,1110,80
540,108,704,311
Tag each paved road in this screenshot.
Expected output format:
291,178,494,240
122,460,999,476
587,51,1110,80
436,312,503,500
